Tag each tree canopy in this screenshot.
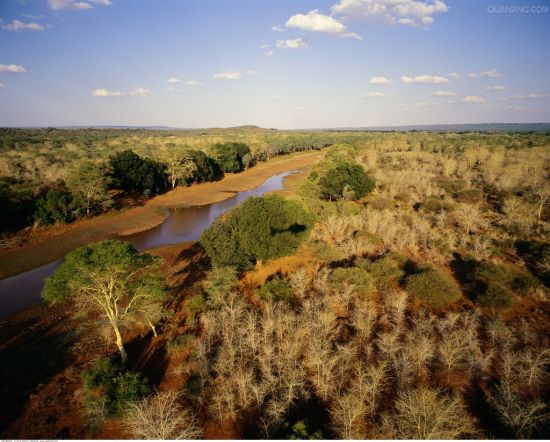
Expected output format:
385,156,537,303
210,142,251,173
42,239,168,362
109,150,167,195
200,195,313,270
318,161,375,201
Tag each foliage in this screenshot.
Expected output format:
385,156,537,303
109,150,167,195
329,267,373,297
34,189,73,225
82,356,150,418
356,252,406,289
66,161,112,216
200,195,312,269
405,265,461,307
317,161,375,201
210,142,251,173
257,275,293,303
42,240,167,362
203,266,239,308
190,149,222,182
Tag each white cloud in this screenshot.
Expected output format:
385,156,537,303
468,69,501,79
48,0,111,11
265,50,275,57
285,9,363,40
166,77,180,84
370,76,391,85
331,0,449,28
129,87,151,97
185,79,204,86
213,71,242,80
416,101,432,106
504,105,523,111
449,72,460,79
245,70,258,77
361,91,386,97
271,25,284,32
92,88,125,97
269,95,281,100
432,90,456,96
0,82,4,88
286,9,344,33
276,38,308,49
0,64,28,73
92,86,150,97
511,93,550,99
260,44,269,49
2,20,46,31
401,74,449,84
487,85,507,91
461,95,486,103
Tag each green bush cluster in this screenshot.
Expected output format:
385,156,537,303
405,266,462,307
318,161,375,201
329,266,373,296
82,357,150,418
356,252,407,289
257,275,293,303
200,195,313,270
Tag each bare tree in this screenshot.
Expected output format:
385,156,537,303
125,391,203,439
390,387,478,439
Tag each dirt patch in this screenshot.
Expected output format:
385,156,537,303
0,150,323,279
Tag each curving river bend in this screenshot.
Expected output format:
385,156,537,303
0,171,295,318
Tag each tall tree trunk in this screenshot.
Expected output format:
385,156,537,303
112,321,128,363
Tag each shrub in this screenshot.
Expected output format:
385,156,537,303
190,149,222,182
167,333,195,353
405,266,461,307
477,283,513,309
456,188,484,204
257,275,293,303
318,161,375,201
356,253,407,289
200,195,312,270
34,189,73,225
203,266,239,308
82,357,150,418
329,267,373,296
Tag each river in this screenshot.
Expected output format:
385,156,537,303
0,170,295,318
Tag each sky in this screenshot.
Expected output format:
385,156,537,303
0,0,549,129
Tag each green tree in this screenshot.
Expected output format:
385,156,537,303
318,161,375,201
42,240,168,363
162,149,198,189
190,149,222,182
34,189,73,225
200,195,312,270
210,142,251,173
109,150,167,195
66,161,112,216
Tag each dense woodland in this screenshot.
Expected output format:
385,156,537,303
1,128,550,439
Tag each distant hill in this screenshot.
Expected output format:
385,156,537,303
326,123,550,133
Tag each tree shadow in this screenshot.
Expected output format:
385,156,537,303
0,317,73,434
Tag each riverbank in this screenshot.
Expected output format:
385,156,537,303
0,150,323,279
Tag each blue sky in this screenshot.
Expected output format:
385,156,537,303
0,0,549,128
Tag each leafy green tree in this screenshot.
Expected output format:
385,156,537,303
34,189,74,225
210,142,251,173
109,150,167,195
318,161,375,201
190,150,222,182
42,240,168,362
66,161,112,216
200,195,312,270
162,149,198,188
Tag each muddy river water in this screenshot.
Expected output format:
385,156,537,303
0,171,295,318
